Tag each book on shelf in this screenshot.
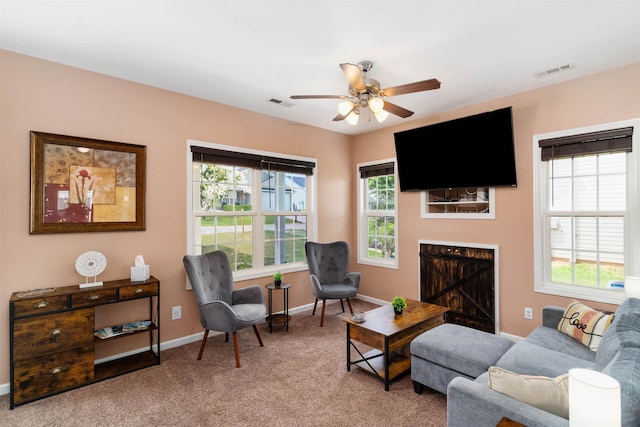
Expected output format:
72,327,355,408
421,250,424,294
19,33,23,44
94,320,152,339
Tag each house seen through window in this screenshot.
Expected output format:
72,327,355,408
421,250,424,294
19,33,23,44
188,142,316,278
534,120,639,304
358,160,398,268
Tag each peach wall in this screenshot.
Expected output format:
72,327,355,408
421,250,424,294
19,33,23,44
0,50,352,386
2,48,639,389
352,63,640,337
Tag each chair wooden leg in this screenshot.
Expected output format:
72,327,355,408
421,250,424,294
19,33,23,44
225,332,229,342
197,330,210,360
252,324,264,347
232,331,241,368
320,299,326,327
340,299,345,312
312,298,319,315
346,298,354,315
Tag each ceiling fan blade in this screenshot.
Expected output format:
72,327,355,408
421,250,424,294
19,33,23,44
383,101,414,118
340,63,366,91
380,78,441,97
290,95,350,99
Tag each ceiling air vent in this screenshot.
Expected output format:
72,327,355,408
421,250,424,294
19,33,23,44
534,63,576,78
268,98,293,107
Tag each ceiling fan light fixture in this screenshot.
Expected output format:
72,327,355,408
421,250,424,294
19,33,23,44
346,111,359,125
338,101,355,116
369,97,384,113
374,110,389,123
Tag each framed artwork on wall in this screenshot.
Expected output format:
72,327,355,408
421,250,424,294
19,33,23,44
30,131,146,234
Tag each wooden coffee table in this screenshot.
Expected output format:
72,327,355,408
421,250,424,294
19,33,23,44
341,299,448,390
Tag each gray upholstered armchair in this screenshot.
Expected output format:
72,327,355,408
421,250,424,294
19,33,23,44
183,251,266,367
305,241,361,326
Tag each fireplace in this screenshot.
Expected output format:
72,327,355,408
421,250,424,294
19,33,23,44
419,241,497,333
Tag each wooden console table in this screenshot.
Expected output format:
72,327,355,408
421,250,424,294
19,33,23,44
9,276,160,409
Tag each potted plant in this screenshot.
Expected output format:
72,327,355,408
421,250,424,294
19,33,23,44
391,296,407,315
273,271,282,287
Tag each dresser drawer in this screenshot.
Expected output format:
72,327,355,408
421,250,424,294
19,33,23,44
12,308,94,360
12,294,68,317
12,345,94,405
119,282,158,300
71,288,117,308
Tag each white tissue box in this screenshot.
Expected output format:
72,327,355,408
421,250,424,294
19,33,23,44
130,265,150,282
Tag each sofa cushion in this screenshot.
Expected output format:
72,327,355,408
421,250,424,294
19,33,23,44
617,313,640,346
496,341,595,377
614,296,640,318
557,299,613,351
601,346,640,427
410,323,515,378
488,366,569,419
596,313,640,370
527,326,596,362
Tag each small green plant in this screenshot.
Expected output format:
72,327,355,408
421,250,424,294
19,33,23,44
273,271,282,282
391,296,407,311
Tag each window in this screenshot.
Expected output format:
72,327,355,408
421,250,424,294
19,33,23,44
187,141,317,280
357,160,398,268
533,119,639,304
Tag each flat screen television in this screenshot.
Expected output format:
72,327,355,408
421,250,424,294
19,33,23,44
394,106,517,191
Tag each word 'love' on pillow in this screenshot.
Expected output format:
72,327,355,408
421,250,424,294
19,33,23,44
488,366,569,419
557,299,613,351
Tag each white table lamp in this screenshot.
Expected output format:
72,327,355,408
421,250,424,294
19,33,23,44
624,276,640,299
569,368,621,427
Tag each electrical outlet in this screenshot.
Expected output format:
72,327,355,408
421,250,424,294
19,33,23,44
172,305,181,320
524,307,533,320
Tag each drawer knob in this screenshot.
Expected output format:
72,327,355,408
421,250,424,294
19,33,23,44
51,328,62,336
34,301,50,309
49,367,63,375
89,295,101,301
135,288,144,294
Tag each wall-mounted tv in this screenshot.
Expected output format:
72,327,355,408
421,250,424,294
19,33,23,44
394,106,517,192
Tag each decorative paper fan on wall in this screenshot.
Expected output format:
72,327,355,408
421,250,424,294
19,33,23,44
75,251,107,288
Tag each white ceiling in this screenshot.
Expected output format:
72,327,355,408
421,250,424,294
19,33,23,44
2,0,639,135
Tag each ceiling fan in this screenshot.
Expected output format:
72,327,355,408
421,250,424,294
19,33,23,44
290,61,440,125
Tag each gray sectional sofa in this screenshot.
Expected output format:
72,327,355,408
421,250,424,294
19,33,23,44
411,297,640,427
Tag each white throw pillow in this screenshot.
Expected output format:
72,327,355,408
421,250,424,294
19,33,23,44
488,366,569,419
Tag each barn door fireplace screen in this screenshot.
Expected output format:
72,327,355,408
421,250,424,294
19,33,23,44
419,242,497,333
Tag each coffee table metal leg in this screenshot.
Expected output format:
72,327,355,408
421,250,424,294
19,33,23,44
384,338,390,391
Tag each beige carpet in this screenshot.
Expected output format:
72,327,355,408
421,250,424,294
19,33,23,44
0,299,447,427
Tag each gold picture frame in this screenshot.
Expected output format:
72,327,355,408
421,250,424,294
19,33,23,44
30,131,146,234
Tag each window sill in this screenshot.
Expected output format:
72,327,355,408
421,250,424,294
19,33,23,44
232,263,309,283
357,258,398,269
535,281,627,305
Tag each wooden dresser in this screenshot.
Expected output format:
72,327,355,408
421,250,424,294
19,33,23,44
9,276,160,409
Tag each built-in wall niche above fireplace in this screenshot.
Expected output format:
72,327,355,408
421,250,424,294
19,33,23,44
420,187,496,219
419,241,498,333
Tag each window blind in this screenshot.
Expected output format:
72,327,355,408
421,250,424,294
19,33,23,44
359,162,395,178
191,146,316,175
538,127,633,161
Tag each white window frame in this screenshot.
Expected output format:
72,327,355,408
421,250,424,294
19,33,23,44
186,139,318,282
533,118,640,304
357,158,399,269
